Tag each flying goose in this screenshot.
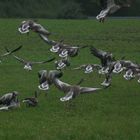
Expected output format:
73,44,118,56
18,20,51,36
123,64,140,81
22,91,38,107
90,47,114,74
12,55,55,71
1,45,22,58
0,91,20,111
38,70,101,101
55,57,70,70
73,64,102,74
96,0,131,22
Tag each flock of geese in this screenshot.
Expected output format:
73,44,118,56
0,0,137,111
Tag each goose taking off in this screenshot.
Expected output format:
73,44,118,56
73,64,102,74
96,0,132,22
22,91,38,107
90,47,114,74
12,55,55,71
18,20,51,36
0,91,20,111
38,70,101,101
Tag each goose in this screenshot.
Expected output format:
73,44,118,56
73,64,102,74
123,64,140,81
38,70,101,101
90,47,114,74
18,20,51,36
22,91,38,107
0,91,20,111
55,57,70,70
12,55,55,71
113,60,139,74
96,0,131,22
1,45,22,58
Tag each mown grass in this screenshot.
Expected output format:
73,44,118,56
0,19,140,140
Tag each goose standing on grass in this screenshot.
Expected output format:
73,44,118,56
55,57,70,70
96,0,132,22
0,91,20,111
73,64,102,74
18,20,51,36
38,70,102,101
22,91,38,107
90,47,114,74
12,55,55,71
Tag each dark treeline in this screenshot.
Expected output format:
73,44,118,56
0,0,139,18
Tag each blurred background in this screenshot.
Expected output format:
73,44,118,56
0,0,139,18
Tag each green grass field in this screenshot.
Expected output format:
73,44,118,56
0,19,140,140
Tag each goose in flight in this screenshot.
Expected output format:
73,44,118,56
40,36,88,57
12,55,55,71
0,91,20,111
73,64,102,74
38,70,101,101
18,20,51,36
22,91,38,107
55,57,70,70
90,47,114,74
96,0,132,22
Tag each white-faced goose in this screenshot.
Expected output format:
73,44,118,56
55,57,70,70
0,91,20,111
18,20,51,36
73,64,102,74
96,0,132,22
22,91,38,107
12,55,55,71
38,70,101,101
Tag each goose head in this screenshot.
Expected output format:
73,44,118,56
18,20,31,34
38,70,63,90
113,62,123,73
85,65,93,74
50,44,60,53
59,49,68,58
123,69,134,80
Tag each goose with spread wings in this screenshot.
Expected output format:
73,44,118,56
96,0,132,22
18,20,51,36
90,47,114,74
38,70,101,101
73,64,102,74
12,55,55,71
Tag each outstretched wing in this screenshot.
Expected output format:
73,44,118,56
13,55,26,64
80,87,101,94
54,79,71,93
32,57,55,64
1,45,22,57
90,47,107,60
73,65,86,70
